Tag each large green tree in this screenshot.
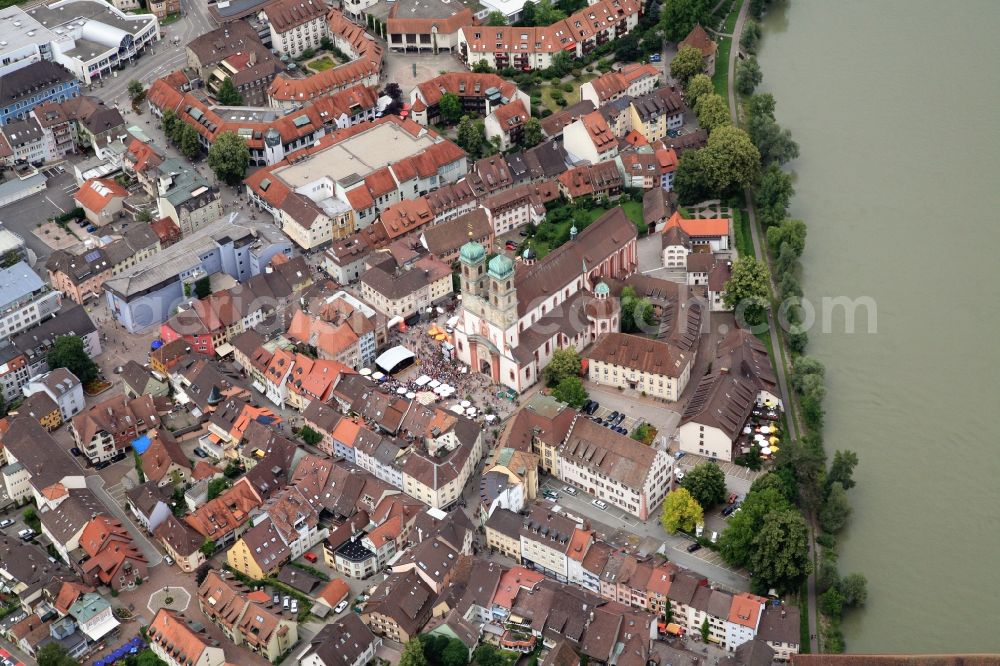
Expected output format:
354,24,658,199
673,149,714,204
820,482,852,533
766,218,807,257
216,77,245,106
47,335,99,383
520,117,543,148
456,116,485,158
179,124,202,159
545,348,582,387
472,646,505,666
684,73,714,110
723,256,771,327
660,487,703,534
534,0,567,24
552,376,588,408
695,92,731,133
669,45,705,86
438,92,463,124
680,462,727,509
827,450,859,491
660,0,712,42
38,644,79,666
746,94,799,166
717,486,790,567
756,165,795,227
748,509,812,591
485,10,507,25
735,57,763,95
208,131,250,185
620,286,655,333
400,639,428,666
127,80,145,104
819,587,844,618
441,639,469,666
614,33,641,62
703,125,761,194
740,19,761,54
838,573,868,607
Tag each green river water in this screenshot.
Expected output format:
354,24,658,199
756,0,1000,653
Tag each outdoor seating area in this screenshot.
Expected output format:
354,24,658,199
737,400,784,460
91,637,146,666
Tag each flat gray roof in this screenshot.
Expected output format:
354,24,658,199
28,0,154,37
0,260,43,309
0,7,57,51
274,122,435,188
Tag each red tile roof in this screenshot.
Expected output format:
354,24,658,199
74,178,127,214
680,24,717,57
663,211,729,237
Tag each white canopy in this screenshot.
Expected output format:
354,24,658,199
414,374,432,386
375,345,415,374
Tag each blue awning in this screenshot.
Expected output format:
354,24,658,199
131,434,152,454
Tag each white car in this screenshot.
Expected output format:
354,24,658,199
710,531,718,544
592,499,608,510
334,600,349,614
17,528,34,540
0,519,13,528
290,599,298,614
163,555,174,566
562,486,578,495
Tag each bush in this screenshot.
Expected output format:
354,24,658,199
570,68,581,77
562,82,574,92
556,98,568,106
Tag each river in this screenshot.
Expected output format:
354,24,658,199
755,0,1000,653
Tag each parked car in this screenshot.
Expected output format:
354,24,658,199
289,599,298,614
674,450,685,460
192,447,208,458
686,542,701,553
518,229,530,237
727,493,738,505
585,401,600,415
17,528,35,541
593,418,604,426
608,411,619,423
721,505,737,517
592,499,608,510
581,400,594,413
273,593,280,605
562,486,578,495
0,519,13,528
710,531,718,544
95,461,110,470
303,552,318,563
70,447,82,457
614,413,627,426
674,470,685,482
163,555,174,566
542,490,559,500
649,53,662,63
334,600,349,614
282,596,290,610
505,240,518,250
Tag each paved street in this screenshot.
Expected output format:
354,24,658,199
86,475,164,565
537,477,750,592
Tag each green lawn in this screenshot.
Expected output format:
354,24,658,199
713,36,732,102
527,200,647,259
537,72,598,113
307,55,337,73
733,208,754,258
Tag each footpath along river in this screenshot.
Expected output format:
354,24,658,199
756,0,1000,653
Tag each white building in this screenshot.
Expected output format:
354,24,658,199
21,367,84,419
556,416,673,521
4,0,161,85
261,0,328,58
0,261,61,340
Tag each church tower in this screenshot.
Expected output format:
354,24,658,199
486,254,518,329
459,239,487,299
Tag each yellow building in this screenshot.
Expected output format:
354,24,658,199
484,508,522,560
226,518,290,580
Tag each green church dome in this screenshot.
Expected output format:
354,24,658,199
459,240,486,263
488,254,514,278
595,282,610,296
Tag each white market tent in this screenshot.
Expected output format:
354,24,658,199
415,375,432,387
375,345,416,374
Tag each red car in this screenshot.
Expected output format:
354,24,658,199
727,493,738,505
303,552,318,563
